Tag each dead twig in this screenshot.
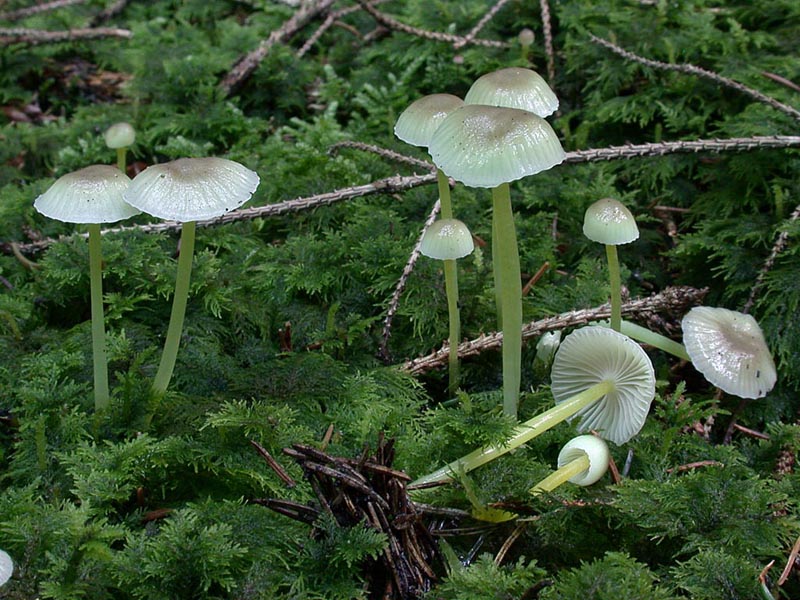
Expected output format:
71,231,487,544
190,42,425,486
665,460,724,474
0,0,87,21
539,0,556,84
329,141,434,172
453,0,511,50
89,0,131,26
778,534,800,586
0,26,132,46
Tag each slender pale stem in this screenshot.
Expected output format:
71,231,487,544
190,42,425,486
530,453,590,495
492,183,522,418
116,147,127,173
152,221,196,395
618,320,690,361
436,169,452,219
88,223,110,410
443,258,460,395
412,379,615,486
606,244,622,332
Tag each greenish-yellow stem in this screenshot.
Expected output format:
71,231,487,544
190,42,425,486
606,244,622,332
618,320,690,361
412,379,615,486
530,453,590,495
116,147,127,173
152,221,196,395
88,223,110,410
436,169,452,220
492,183,522,418
443,258,460,396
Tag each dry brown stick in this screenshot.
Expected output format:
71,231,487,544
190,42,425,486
297,3,360,57
329,140,435,171
453,0,511,49
589,34,800,122
539,0,556,84
0,0,87,21
379,199,441,361
89,0,131,26
250,440,297,487
778,534,800,586
0,26,132,46
399,286,706,375
762,71,800,94
357,0,509,49
220,0,337,96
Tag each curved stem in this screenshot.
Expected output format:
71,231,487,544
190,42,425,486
443,258,460,396
618,320,690,361
116,147,127,173
606,244,622,332
152,221,196,395
530,453,590,495
492,183,522,418
436,169,452,219
412,379,615,486
88,223,110,410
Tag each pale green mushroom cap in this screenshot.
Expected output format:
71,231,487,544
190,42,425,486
419,218,474,260
557,435,611,486
124,157,260,222
583,198,639,245
103,122,136,149
429,104,565,189
551,326,656,445
0,549,12,587
33,164,139,224
682,306,777,399
394,94,464,148
465,67,559,118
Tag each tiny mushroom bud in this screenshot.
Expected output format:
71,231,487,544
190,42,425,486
682,306,777,399
531,435,611,495
518,28,535,48
103,122,136,149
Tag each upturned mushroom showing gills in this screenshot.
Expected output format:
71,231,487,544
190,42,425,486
34,165,139,410
682,306,777,399
429,103,565,419
583,198,639,332
530,435,611,495
419,218,475,395
412,326,654,487
124,157,260,396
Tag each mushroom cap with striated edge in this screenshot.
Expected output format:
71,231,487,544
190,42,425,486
124,157,260,222
551,326,656,445
104,122,136,149
34,165,139,224
557,435,611,486
465,67,559,118
419,218,474,260
394,94,464,148
583,198,640,245
429,104,565,189
682,306,777,399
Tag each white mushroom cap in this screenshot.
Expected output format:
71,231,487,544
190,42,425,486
682,306,777,399
583,198,639,245
104,122,136,149
33,165,139,224
429,105,565,188
0,549,12,587
557,435,611,486
419,218,474,260
465,67,559,118
124,157,260,222
394,94,464,148
551,326,656,445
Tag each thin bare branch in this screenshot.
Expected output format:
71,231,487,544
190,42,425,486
89,0,131,26
590,34,800,122
761,71,800,94
0,26,132,46
0,0,87,21
453,0,511,50
399,286,707,375
329,141,435,171
298,3,361,57
539,0,556,84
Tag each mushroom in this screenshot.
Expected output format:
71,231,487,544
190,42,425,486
33,165,139,410
530,434,611,495
0,549,12,587
429,103,565,418
419,218,475,394
464,67,559,118
582,198,639,332
681,306,777,399
123,157,259,395
103,122,136,173
412,326,654,486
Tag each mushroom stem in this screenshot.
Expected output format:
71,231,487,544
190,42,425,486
492,182,522,418
436,169,453,219
412,379,615,486
617,320,690,361
88,223,110,410
530,453,590,495
606,243,622,332
116,148,127,174
152,220,196,395
443,258,460,395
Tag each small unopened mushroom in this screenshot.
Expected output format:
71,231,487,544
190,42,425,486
0,549,12,587
34,165,139,410
104,122,136,173
124,157,259,396
530,435,610,495
420,218,474,394
583,198,639,332
682,306,777,399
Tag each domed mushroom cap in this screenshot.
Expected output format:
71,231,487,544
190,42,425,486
429,104,565,189
465,67,558,118
394,94,464,148
682,306,777,399
104,122,136,149
557,435,610,486
583,198,639,245
124,157,260,222
33,165,139,224
551,326,656,445
0,549,12,587
419,218,474,260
